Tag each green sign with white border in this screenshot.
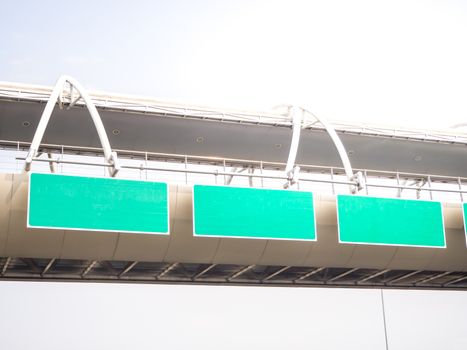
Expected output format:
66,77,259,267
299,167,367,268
462,203,467,247
28,173,169,234
337,194,445,248
193,184,316,241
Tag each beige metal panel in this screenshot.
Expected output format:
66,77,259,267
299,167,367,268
112,233,169,262
386,246,437,270
212,238,267,265
5,173,65,258
0,173,13,256
164,185,219,263
258,240,313,266
60,230,119,260
314,194,337,225
443,203,464,229
345,245,398,270
303,225,355,267
426,229,467,271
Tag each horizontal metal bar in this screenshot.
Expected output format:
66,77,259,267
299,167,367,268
17,157,357,186
18,156,467,195
6,140,278,167
365,182,467,194
4,138,467,182
17,157,112,167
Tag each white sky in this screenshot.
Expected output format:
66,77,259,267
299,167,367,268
1,0,467,130
1,281,467,350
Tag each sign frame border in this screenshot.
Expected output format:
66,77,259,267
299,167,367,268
462,202,467,248
192,183,317,242
336,194,446,249
27,172,171,235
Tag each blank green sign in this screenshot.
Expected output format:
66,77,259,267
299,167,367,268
193,185,316,240
28,173,169,234
337,195,445,247
463,203,467,243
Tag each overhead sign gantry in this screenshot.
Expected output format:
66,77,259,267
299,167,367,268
0,75,466,288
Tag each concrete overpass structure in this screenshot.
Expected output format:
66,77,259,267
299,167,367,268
1,77,467,289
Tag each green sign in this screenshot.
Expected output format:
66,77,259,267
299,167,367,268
463,203,467,245
28,173,169,234
193,185,316,240
337,195,445,248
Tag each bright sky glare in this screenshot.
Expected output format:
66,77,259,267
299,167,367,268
1,0,467,130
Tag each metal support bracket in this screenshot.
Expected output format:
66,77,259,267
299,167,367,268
225,166,248,185
284,105,364,193
398,178,426,199
24,75,120,177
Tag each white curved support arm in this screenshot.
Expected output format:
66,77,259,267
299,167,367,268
302,108,364,193
284,106,363,193
284,106,303,188
24,75,120,177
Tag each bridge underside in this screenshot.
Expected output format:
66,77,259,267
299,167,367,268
2,257,467,290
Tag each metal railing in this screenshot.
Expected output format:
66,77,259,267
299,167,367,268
1,139,466,202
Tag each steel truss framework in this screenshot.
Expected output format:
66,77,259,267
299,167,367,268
1,257,466,290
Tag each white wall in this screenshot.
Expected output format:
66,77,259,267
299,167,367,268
0,282,465,350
